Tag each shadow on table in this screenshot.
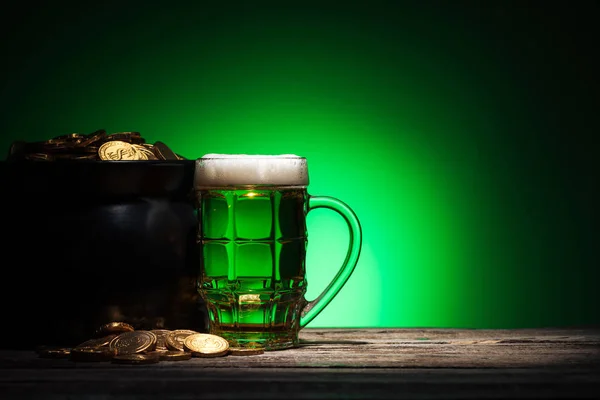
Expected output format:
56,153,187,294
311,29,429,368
298,339,369,347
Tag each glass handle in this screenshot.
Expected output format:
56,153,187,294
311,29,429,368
300,195,363,328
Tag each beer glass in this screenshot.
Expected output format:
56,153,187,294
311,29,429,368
194,154,362,350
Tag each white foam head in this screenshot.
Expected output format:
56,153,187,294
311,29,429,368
194,154,309,187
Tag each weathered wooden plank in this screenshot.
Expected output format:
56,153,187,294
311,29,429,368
299,327,600,343
1,367,599,399
2,343,597,369
1,328,599,399
6,328,596,369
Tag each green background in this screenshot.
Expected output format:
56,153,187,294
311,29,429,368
1,1,598,328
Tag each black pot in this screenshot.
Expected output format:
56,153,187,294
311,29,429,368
0,160,208,349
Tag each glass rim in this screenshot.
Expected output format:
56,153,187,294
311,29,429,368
195,184,308,188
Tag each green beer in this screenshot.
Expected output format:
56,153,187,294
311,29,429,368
195,155,361,350
198,187,308,349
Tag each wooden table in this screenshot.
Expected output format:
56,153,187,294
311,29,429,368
1,328,599,399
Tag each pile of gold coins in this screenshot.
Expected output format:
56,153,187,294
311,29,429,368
6,129,186,161
36,322,264,365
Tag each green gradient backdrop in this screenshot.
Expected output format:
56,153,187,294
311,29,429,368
1,2,598,328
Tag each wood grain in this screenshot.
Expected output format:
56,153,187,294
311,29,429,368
1,328,599,399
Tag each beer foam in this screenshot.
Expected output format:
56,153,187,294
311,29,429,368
195,154,309,187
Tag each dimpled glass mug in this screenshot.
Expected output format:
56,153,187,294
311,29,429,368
194,154,362,350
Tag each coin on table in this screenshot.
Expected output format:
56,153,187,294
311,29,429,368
95,322,134,337
112,353,160,365
109,331,157,355
165,329,199,352
150,329,171,350
183,333,229,357
147,350,192,361
75,334,117,349
228,347,265,356
98,140,140,160
38,347,72,359
70,347,117,362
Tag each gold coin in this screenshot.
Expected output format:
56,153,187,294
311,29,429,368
98,140,140,161
75,334,117,349
152,141,178,160
70,347,116,362
109,331,157,355
165,329,199,352
112,353,160,365
132,144,157,160
95,322,134,337
150,329,171,350
146,350,192,361
75,129,107,147
47,133,85,144
149,332,158,351
38,347,72,359
183,333,229,357
25,153,53,161
228,347,265,356
132,146,149,160
132,144,158,160
144,349,168,356
69,154,98,160
107,132,144,144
